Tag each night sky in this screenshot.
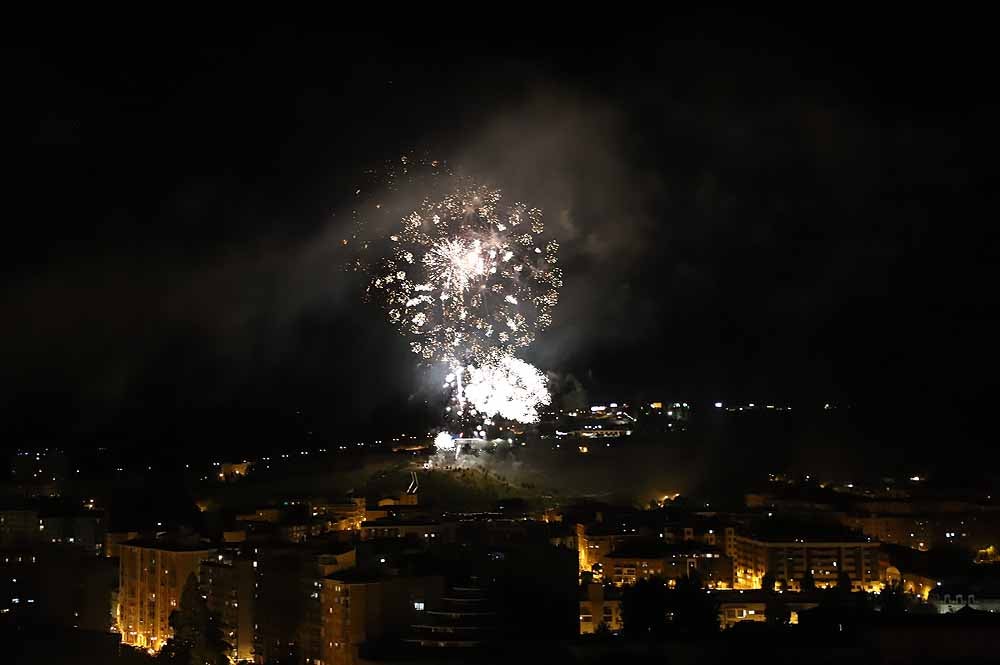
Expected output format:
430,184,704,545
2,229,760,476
3,17,996,460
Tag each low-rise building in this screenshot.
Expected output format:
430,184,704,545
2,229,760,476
714,589,822,629
576,522,656,577
841,513,938,551
377,493,418,508
579,582,622,634
360,519,454,543
236,508,283,523
219,462,251,481
311,497,367,531
930,580,1000,614
39,512,105,555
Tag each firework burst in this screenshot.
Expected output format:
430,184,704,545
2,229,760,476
355,160,561,433
461,352,551,424
367,178,562,366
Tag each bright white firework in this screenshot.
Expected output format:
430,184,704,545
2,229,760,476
425,238,487,297
433,431,456,450
354,162,562,432
367,178,562,365
461,353,551,424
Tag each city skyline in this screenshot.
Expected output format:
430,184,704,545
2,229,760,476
3,15,999,665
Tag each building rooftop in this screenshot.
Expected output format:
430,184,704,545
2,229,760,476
325,569,386,584
743,520,871,544
583,523,655,537
325,569,440,584
664,515,736,531
579,584,623,600
710,589,825,604
931,578,1000,598
605,540,722,559
122,537,216,552
362,518,442,527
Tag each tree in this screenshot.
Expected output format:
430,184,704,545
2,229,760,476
157,574,229,665
928,544,975,579
877,580,907,616
263,656,300,665
621,573,720,640
593,621,614,639
799,570,816,592
621,576,669,640
668,571,719,637
766,595,791,625
832,570,857,605
761,572,775,592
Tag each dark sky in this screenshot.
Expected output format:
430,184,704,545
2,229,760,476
2,16,997,455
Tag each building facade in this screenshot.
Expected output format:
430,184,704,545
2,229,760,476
579,582,622,634
117,539,216,651
575,523,655,577
734,534,883,591
321,574,444,665
714,590,821,629
201,555,255,662
0,509,39,546
359,519,453,543
931,580,1000,614
602,543,732,588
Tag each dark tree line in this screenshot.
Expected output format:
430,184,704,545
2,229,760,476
620,571,720,639
619,568,921,640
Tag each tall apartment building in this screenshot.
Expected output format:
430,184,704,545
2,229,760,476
252,544,357,665
321,572,444,665
201,554,255,662
117,537,216,651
